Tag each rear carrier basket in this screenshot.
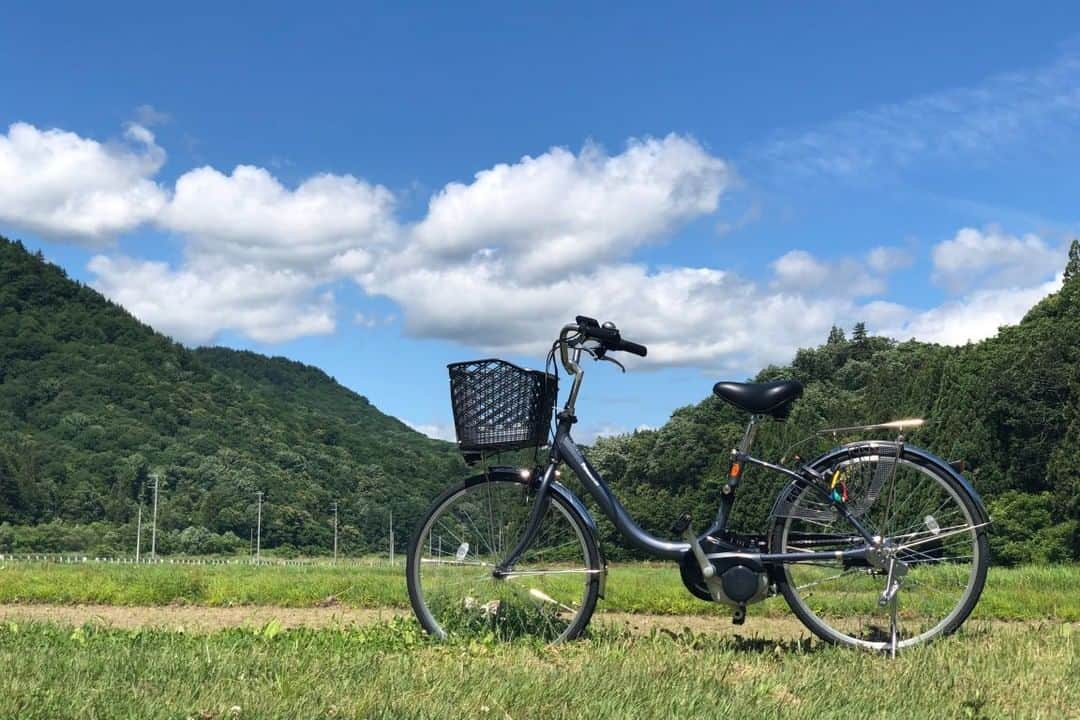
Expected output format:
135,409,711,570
448,359,558,462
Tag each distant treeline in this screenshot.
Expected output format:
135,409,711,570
1,235,1078,563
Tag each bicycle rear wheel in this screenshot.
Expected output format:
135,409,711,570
407,475,601,642
770,446,989,651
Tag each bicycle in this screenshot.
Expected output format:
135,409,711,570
406,316,991,654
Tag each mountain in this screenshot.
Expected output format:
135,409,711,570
2,233,1077,563
0,235,465,555
587,242,1080,563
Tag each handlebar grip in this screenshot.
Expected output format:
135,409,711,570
614,338,648,357
583,325,620,342
574,317,648,357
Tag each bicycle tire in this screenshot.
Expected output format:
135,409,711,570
770,444,990,651
407,474,602,643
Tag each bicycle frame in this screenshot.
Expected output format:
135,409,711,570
495,330,875,574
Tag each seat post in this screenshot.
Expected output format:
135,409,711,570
704,415,761,538
721,414,759,496
738,415,760,454
702,415,763,539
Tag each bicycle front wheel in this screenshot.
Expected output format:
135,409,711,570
770,445,989,651
407,475,601,643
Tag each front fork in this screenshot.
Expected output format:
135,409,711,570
493,461,557,575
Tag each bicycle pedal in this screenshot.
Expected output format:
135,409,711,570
670,512,692,535
731,606,746,625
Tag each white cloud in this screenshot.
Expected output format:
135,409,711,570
407,135,729,280
404,420,457,442
867,246,913,273
0,122,166,243
347,134,759,366
760,47,1080,177
88,255,335,344
715,201,761,237
160,165,397,268
580,423,658,443
134,105,171,127
366,256,854,372
81,155,397,344
875,277,1062,345
0,118,1064,361
367,226,1064,371
770,249,885,298
931,226,1064,292
862,229,1065,347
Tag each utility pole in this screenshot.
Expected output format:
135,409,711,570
332,501,339,562
389,510,394,565
135,503,143,562
255,491,263,561
150,475,160,559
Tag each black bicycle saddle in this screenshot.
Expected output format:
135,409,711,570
712,380,803,419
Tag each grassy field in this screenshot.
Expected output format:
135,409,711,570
0,560,1077,620
0,562,1076,718
0,617,1075,719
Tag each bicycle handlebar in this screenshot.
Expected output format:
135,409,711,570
558,317,647,413
573,316,648,357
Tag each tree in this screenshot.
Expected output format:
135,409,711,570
850,322,870,360
1065,238,1080,282
852,322,867,344
826,325,846,345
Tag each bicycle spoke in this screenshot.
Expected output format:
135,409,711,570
502,569,602,578
895,522,989,551
795,568,860,591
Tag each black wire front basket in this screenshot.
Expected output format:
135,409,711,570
448,359,558,461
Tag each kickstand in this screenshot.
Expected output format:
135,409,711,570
888,590,899,659
879,556,901,658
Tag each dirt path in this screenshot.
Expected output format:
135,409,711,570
0,604,406,632
0,603,819,636
0,603,1053,638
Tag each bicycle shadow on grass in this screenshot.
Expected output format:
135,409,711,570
587,623,827,656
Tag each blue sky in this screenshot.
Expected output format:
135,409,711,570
2,2,1078,440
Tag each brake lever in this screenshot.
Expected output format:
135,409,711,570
600,355,625,373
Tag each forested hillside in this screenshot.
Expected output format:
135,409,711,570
0,236,465,555
587,242,1080,563
1,234,1078,562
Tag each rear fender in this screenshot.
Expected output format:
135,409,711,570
767,441,990,537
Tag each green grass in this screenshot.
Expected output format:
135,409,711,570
0,618,1075,719
0,561,1077,621
0,563,1076,718
0,560,406,608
